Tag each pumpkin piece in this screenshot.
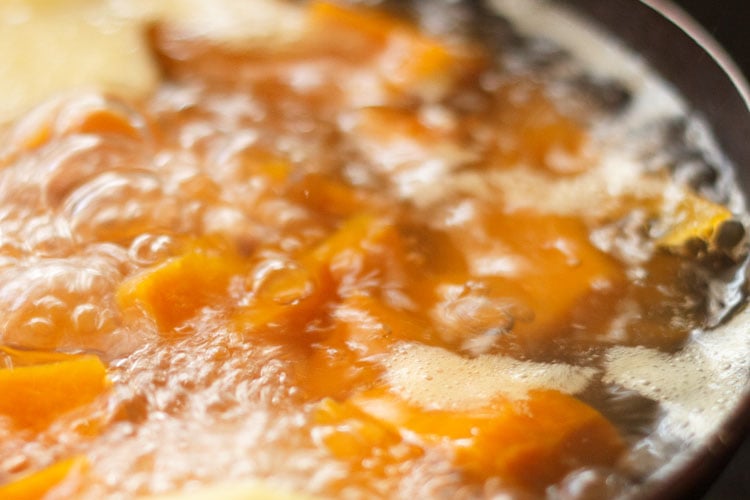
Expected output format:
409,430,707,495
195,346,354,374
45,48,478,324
73,108,144,139
298,337,379,400
353,106,430,143
234,263,328,334
0,345,88,368
306,214,391,265
334,293,430,356
313,398,403,460
0,456,87,500
350,386,494,440
296,294,427,399
0,356,109,431
453,390,625,489
306,213,409,290
390,38,455,86
257,160,292,186
442,211,626,343
658,190,732,248
235,214,407,334
231,149,291,187
309,1,400,46
491,83,590,173
117,249,242,332
309,1,482,99
500,214,625,340
348,388,624,491
382,32,478,100
312,397,424,483
291,173,364,218
235,214,416,344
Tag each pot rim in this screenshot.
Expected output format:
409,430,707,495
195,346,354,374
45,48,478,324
641,0,750,111
559,0,750,497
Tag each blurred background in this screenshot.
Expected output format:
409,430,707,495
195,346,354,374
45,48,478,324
674,0,750,77
669,2,750,499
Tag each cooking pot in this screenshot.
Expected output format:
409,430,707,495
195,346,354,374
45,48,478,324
1,1,746,497
554,1,750,497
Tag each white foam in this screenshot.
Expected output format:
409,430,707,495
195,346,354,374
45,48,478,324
604,307,750,443
481,156,667,218
490,0,684,122
382,342,597,410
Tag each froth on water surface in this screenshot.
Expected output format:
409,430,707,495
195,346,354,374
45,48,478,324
0,0,748,498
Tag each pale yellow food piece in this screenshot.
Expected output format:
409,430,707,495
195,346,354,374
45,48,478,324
382,343,596,410
0,0,158,123
120,0,306,48
658,189,732,248
0,0,313,124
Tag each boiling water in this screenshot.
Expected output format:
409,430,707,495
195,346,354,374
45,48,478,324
495,0,750,491
0,1,748,499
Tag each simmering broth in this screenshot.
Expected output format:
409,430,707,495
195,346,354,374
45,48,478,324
0,0,748,498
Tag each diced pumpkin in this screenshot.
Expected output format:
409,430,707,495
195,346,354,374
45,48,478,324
382,32,479,100
234,263,328,334
235,214,414,338
0,356,109,431
354,106,428,140
0,345,88,368
453,390,625,488
491,83,590,173
307,213,389,265
306,213,408,288
658,190,732,248
348,388,624,491
235,149,292,187
73,108,144,139
294,294,427,399
441,211,625,343
307,213,422,305
117,249,242,332
309,1,483,100
314,398,403,460
0,456,87,500
297,336,379,400
389,37,455,86
309,1,400,46
312,397,423,482
258,160,292,186
291,173,365,217
334,293,429,356
349,386,500,440
502,215,625,340
235,214,394,333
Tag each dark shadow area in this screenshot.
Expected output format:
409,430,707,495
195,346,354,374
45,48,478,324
674,0,750,77
671,2,750,498
700,435,750,499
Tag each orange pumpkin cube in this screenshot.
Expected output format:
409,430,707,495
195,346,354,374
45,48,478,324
0,456,87,500
0,356,109,432
438,211,626,344
348,388,624,491
117,249,242,332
